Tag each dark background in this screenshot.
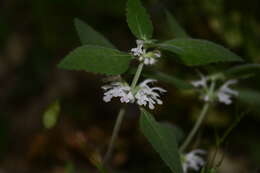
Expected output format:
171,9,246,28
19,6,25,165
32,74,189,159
0,0,260,172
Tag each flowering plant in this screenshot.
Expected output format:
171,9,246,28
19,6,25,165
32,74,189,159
54,0,260,172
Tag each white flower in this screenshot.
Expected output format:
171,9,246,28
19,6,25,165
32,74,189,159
135,79,166,109
102,82,134,103
141,51,161,65
182,149,206,173
217,79,238,105
131,40,161,65
191,73,208,88
131,40,145,57
191,73,238,105
102,79,166,109
191,73,210,102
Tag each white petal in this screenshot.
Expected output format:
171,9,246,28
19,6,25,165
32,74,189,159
139,79,157,87
135,79,165,109
148,103,155,109
217,79,238,105
149,58,156,64
154,52,161,58
182,149,206,172
191,73,208,88
152,87,167,93
144,58,149,64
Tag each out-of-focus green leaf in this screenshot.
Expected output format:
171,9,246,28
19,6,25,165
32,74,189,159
143,71,193,90
126,0,153,40
237,89,260,112
140,108,183,173
58,45,132,75
159,122,185,145
74,18,116,48
65,162,75,173
224,64,260,77
94,162,110,173
43,100,60,129
158,39,243,66
165,10,189,38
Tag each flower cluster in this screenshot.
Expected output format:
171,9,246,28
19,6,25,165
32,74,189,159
102,79,166,109
191,74,238,105
182,149,206,173
102,82,134,103
131,40,161,65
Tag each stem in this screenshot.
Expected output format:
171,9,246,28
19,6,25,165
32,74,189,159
130,63,144,88
180,80,216,152
102,63,144,165
103,108,126,164
179,103,210,152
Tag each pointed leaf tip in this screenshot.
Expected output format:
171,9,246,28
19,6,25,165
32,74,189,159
159,38,243,66
126,0,153,40
74,18,116,48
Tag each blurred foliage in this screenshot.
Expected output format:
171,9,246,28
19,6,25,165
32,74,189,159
0,0,260,173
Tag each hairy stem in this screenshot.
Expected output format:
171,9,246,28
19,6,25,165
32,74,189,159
103,63,144,165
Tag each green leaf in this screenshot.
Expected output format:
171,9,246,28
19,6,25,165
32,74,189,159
237,89,260,112
140,108,183,173
158,39,243,66
126,0,153,39
58,45,132,75
159,122,185,146
143,71,193,90
43,100,60,129
224,64,260,77
165,10,189,38
74,18,115,48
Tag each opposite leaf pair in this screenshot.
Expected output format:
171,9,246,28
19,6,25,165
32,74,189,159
58,0,243,76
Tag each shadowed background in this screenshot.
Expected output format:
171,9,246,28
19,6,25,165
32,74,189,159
0,0,260,172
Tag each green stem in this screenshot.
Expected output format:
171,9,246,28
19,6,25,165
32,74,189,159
102,63,144,165
180,80,216,152
179,103,210,152
103,108,125,164
130,63,144,88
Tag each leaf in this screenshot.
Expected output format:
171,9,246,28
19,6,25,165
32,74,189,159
159,122,185,145
158,39,243,66
74,18,115,48
126,0,153,39
237,89,260,112
165,10,189,38
143,71,193,90
43,100,60,129
58,45,132,75
140,108,183,173
224,64,260,77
